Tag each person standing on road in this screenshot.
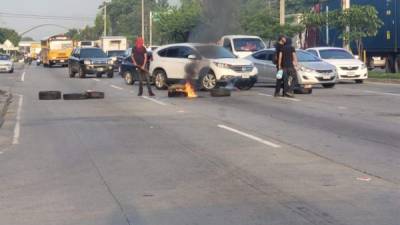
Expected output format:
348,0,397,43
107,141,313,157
132,37,155,97
274,35,286,97
278,38,298,98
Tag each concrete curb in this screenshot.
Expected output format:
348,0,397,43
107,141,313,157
0,90,13,128
367,78,400,84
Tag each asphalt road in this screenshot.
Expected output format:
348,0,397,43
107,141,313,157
0,64,399,225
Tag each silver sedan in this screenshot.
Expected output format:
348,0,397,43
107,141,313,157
246,49,338,90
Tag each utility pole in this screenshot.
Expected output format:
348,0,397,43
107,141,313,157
280,0,285,25
342,0,350,49
104,2,107,37
142,0,145,42
149,11,153,47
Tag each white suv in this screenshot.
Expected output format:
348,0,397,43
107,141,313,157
306,47,368,83
150,43,258,90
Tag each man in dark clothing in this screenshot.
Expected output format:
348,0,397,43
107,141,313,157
132,37,155,97
274,35,286,97
278,38,298,98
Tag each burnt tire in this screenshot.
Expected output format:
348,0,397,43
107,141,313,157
86,91,105,99
39,91,62,100
63,93,89,100
322,83,335,88
210,88,231,97
294,87,312,94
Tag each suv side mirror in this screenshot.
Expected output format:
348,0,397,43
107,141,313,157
188,54,198,60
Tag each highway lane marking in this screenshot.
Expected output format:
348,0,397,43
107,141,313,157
20,71,26,82
142,96,167,106
110,85,124,90
93,78,101,82
218,124,281,148
258,93,301,102
12,94,23,145
363,90,400,97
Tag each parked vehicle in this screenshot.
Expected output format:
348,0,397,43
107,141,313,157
150,43,258,91
218,35,266,58
0,54,14,73
322,0,400,73
247,49,337,92
41,34,73,67
306,47,367,83
107,50,126,70
68,47,114,79
100,36,127,53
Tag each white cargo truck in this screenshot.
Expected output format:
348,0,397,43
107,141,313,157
100,36,128,54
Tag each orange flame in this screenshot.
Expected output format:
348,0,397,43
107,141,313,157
185,82,198,98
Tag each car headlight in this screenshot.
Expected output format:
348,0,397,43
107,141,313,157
361,63,367,70
299,66,314,73
214,62,231,69
84,60,92,65
108,59,113,65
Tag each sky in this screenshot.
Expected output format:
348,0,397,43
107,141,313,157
0,0,179,41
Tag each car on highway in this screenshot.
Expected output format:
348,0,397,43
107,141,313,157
246,49,338,92
150,43,258,91
0,54,14,73
306,47,368,83
107,50,126,70
219,35,266,58
68,47,114,79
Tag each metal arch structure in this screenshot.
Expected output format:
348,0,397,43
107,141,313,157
19,24,71,37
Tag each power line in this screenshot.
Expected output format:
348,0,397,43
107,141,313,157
0,12,95,21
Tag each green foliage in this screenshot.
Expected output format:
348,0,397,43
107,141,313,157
0,28,21,46
330,5,383,53
154,0,202,43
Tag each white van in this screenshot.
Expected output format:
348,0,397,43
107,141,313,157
218,35,266,58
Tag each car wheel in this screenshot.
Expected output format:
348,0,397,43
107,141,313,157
9,69,14,73
124,71,135,85
68,66,75,78
236,77,257,90
79,67,86,78
199,71,217,91
154,70,168,90
107,72,114,78
322,83,335,88
355,79,364,84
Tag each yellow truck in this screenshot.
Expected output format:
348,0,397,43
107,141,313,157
30,42,41,60
41,34,73,67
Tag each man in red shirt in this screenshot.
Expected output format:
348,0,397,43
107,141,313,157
132,37,155,96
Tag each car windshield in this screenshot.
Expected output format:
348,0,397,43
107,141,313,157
297,51,321,62
0,55,10,60
108,50,125,57
319,49,354,59
233,38,265,52
195,46,236,59
81,48,107,58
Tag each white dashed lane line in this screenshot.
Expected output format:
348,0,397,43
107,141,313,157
110,85,124,90
363,90,400,97
258,93,301,102
218,124,281,148
93,78,101,82
20,71,26,82
13,94,23,145
142,96,167,106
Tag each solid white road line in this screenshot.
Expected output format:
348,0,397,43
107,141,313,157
142,96,167,106
110,85,124,90
93,78,101,82
218,124,281,148
258,93,301,102
20,71,26,82
12,95,23,145
364,90,400,97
